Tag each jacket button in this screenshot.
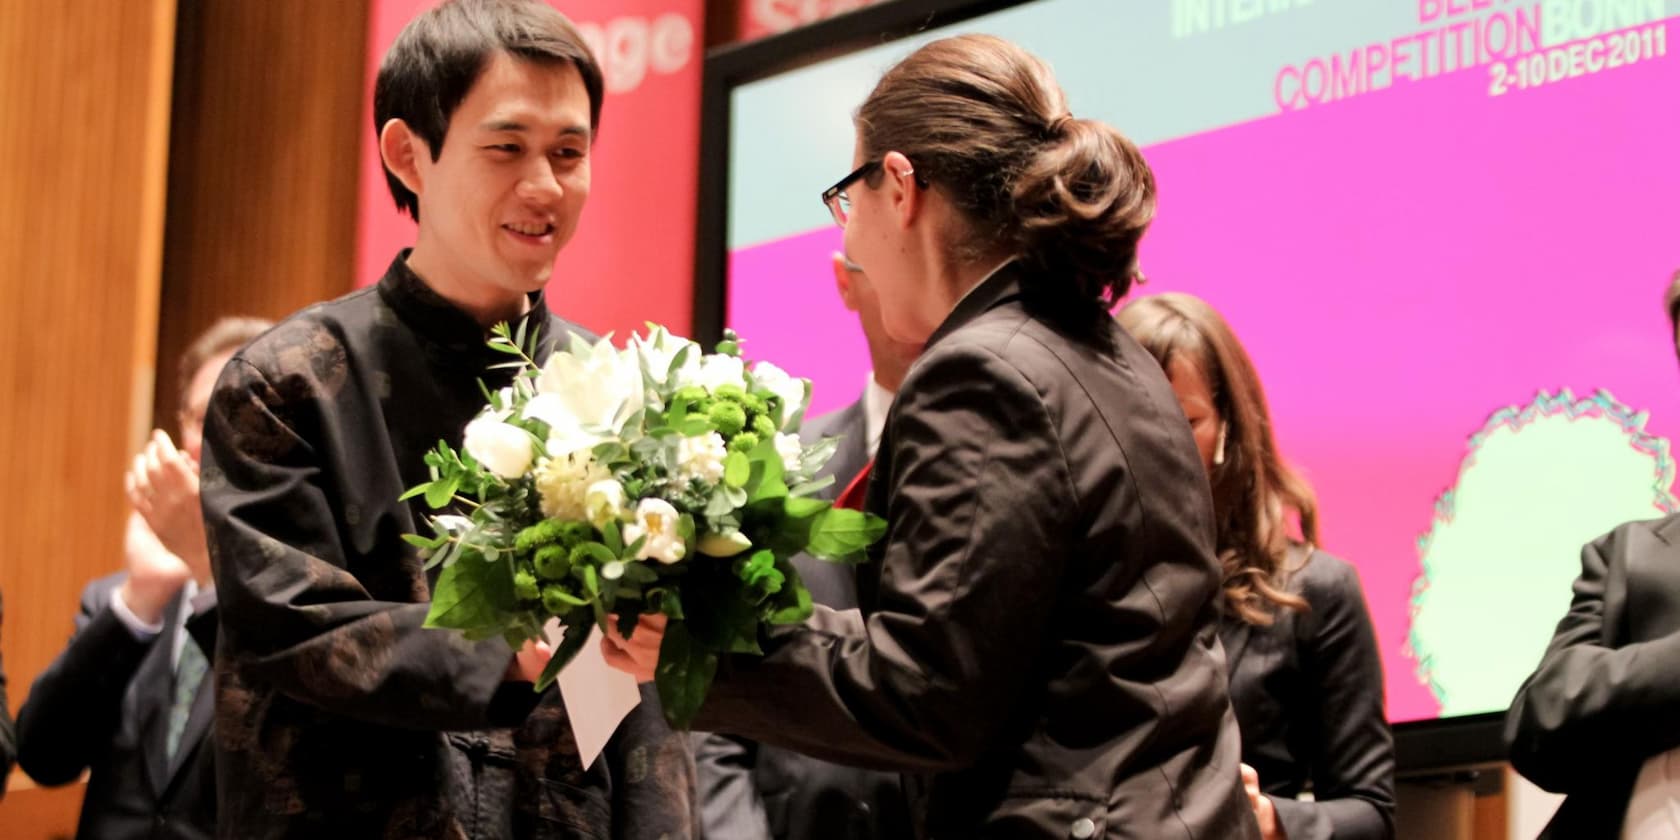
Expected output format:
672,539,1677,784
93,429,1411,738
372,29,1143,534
1071,817,1096,838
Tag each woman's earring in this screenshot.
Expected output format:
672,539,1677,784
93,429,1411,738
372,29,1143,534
1213,423,1227,466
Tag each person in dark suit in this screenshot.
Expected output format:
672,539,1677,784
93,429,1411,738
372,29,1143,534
694,253,917,840
1504,270,1680,839
1,589,15,796
15,317,271,840
1119,293,1395,840
607,34,1258,839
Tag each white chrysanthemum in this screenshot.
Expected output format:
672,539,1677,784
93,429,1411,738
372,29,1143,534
676,433,728,486
534,451,611,522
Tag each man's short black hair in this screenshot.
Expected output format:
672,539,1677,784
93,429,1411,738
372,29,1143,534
373,0,604,221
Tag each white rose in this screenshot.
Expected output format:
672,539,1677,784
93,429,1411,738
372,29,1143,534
773,432,804,475
462,416,534,479
696,354,746,394
623,498,686,565
534,451,611,522
632,326,702,386
535,334,645,434
676,433,728,486
752,362,809,428
584,479,627,530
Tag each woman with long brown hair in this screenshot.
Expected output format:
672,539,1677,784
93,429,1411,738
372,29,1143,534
1119,292,1395,840
607,33,1258,839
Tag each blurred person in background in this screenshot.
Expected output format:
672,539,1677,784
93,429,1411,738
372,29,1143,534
1119,292,1395,840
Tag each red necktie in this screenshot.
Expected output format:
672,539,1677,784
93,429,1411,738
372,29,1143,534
835,459,873,512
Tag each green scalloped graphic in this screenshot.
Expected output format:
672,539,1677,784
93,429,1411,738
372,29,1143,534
1409,389,1676,717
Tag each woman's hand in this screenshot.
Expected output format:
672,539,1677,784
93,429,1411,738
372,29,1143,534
1241,763,1284,840
601,613,666,683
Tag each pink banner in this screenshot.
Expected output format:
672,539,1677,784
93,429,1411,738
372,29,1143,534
734,0,888,42
355,0,703,337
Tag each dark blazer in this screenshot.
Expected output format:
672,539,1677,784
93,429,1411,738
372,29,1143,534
1,589,16,794
16,573,217,840
695,400,912,840
1506,513,1680,838
1221,549,1394,840
201,256,696,840
695,263,1258,839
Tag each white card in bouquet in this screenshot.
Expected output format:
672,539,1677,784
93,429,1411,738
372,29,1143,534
544,619,642,769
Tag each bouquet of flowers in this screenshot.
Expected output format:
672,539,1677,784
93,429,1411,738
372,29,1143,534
402,323,885,727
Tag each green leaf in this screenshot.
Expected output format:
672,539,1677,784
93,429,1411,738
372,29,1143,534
654,620,719,730
744,437,788,505
602,520,625,555
621,562,659,584
401,532,444,550
593,441,629,464
513,317,529,356
678,416,714,437
723,451,750,488
769,578,814,624
534,619,594,691
399,483,431,502
424,552,516,634
782,496,828,519
573,541,618,567
704,484,749,518
805,508,888,560
616,609,642,640
651,587,685,619
788,477,836,498
424,473,461,510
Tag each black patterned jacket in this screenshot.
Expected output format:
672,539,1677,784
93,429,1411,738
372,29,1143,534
201,252,696,840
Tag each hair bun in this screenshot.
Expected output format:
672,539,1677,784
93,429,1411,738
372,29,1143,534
1011,119,1157,305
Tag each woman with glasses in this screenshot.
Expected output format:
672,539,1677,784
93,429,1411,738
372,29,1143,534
608,34,1257,839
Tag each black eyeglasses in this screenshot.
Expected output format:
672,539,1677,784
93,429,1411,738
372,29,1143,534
820,160,882,227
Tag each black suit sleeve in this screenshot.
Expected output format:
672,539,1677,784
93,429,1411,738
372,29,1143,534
693,732,773,840
694,344,1077,771
1270,558,1395,840
202,357,534,730
1505,525,1680,792
0,590,16,793
15,578,154,786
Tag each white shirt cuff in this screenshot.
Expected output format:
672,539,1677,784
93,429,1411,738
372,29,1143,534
109,585,165,639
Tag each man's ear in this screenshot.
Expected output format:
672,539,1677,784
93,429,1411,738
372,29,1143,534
379,118,426,199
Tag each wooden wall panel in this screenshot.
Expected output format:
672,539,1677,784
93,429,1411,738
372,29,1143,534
152,0,370,428
0,0,180,830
